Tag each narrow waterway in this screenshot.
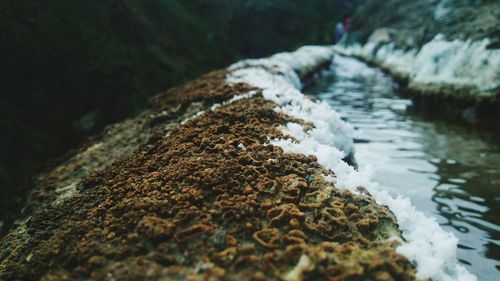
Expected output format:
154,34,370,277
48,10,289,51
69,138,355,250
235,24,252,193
307,55,500,281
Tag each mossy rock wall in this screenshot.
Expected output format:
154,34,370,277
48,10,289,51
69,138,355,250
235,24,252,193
0,58,416,280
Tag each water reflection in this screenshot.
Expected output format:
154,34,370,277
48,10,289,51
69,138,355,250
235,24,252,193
307,55,500,280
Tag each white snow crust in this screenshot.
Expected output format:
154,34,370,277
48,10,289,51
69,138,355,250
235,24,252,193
336,34,500,92
226,45,477,281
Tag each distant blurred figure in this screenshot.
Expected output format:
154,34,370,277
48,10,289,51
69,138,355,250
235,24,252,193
332,15,351,45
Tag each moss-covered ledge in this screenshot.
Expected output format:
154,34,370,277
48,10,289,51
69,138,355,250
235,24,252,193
0,47,419,281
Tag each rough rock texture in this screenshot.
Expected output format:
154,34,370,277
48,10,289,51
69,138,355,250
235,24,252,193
350,0,500,49
0,64,416,280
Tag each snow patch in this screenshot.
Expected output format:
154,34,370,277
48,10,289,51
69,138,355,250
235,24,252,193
336,34,500,92
434,0,452,20
226,45,476,281
227,46,354,157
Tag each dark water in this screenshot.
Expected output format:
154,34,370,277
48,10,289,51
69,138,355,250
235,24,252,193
307,55,500,281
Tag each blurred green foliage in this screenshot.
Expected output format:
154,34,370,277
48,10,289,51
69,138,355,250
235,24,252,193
0,0,351,217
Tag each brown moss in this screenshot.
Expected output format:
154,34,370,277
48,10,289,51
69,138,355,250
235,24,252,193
0,73,416,280
150,69,257,110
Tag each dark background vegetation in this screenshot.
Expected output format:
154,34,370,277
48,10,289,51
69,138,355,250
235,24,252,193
0,0,353,218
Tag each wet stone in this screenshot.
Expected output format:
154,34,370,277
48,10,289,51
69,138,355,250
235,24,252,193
0,72,416,280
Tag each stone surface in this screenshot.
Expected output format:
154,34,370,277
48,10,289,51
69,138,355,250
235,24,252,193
0,64,416,281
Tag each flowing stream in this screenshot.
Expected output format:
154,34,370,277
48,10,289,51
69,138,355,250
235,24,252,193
307,55,500,281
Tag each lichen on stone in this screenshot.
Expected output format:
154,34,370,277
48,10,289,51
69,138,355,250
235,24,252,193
0,69,416,281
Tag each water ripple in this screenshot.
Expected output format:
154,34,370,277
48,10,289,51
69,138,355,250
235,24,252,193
307,56,500,280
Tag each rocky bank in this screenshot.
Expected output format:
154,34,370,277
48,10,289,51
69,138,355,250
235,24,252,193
0,46,477,281
0,47,420,281
340,0,500,119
